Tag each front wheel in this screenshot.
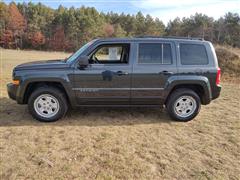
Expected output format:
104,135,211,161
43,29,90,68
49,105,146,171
166,88,201,122
28,87,68,122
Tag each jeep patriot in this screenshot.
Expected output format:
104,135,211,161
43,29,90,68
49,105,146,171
7,37,221,122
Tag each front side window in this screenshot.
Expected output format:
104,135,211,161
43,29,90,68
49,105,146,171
180,44,208,65
138,43,172,64
90,44,130,64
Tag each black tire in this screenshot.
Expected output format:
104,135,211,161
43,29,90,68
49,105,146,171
166,88,201,122
28,86,68,122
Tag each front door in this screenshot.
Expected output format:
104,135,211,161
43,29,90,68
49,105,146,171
73,43,132,105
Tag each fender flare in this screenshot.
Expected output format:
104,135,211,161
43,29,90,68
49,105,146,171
164,75,212,104
16,75,77,106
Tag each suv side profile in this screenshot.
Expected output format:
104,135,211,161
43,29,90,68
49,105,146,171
7,37,221,122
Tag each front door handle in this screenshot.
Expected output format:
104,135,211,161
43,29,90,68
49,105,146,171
159,71,173,75
116,71,128,76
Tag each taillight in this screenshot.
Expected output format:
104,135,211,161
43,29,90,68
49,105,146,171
216,67,221,85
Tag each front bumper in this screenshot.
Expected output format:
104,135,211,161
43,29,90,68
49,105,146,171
7,83,18,101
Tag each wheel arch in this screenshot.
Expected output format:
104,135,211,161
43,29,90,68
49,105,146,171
22,81,72,106
164,76,212,105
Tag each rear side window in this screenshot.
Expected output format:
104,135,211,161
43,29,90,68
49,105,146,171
180,44,208,65
138,43,172,64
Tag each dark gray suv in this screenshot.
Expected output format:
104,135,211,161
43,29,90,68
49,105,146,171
7,37,221,122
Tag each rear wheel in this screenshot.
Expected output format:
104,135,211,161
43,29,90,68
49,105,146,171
166,88,201,122
28,87,68,122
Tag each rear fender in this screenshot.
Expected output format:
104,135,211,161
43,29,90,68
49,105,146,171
164,75,212,104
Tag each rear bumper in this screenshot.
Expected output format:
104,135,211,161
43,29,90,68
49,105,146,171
7,83,18,101
212,85,222,100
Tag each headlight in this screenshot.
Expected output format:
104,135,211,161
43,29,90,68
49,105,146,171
12,69,19,85
12,69,16,80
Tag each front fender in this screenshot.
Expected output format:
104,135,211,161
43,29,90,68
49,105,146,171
16,72,76,106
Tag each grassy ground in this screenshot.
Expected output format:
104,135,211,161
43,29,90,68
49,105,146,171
215,45,240,79
0,49,240,179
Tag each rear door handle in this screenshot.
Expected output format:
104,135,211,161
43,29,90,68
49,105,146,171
116,71,128,76
159,71,173,75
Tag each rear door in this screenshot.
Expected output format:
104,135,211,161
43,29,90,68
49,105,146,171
131,41,177,105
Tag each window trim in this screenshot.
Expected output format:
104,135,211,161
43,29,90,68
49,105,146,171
179,43,209,65
137,42,173,65
88,43,130,64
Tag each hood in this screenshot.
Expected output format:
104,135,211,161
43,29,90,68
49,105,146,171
14,59,70,71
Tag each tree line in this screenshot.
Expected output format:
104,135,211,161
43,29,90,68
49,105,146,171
0,2,239,52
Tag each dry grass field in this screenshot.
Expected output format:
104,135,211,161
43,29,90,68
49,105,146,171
0,49,240,179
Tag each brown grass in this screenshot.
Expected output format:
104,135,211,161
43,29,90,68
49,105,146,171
0,48,240,179
215,46,240,83
215,45,240,77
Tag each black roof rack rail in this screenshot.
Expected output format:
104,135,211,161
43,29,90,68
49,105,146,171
135,36,204,41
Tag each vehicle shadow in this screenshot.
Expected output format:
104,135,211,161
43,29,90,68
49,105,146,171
0,97,173,127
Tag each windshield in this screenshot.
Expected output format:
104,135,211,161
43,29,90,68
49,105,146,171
66,40,95,63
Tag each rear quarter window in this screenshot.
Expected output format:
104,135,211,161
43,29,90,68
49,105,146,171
180,44,208,65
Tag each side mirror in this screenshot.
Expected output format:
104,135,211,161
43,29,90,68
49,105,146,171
78,56,89,69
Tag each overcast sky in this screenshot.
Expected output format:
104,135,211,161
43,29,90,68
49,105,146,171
5,0,240,24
